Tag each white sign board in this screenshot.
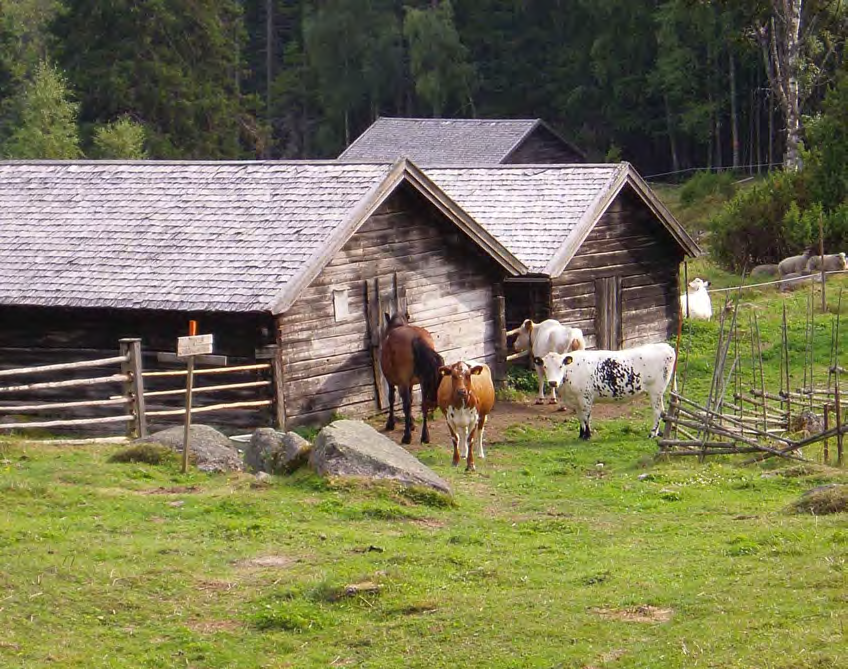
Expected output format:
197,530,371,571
177,334,214,357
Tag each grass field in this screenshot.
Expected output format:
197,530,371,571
2,272,848,668
2,184,848,668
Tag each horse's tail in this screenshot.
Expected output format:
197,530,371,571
412,337,445,404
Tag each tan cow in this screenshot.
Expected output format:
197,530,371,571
436,361,495,472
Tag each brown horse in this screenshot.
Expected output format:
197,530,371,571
380,312,444,445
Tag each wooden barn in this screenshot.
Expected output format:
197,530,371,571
339,117,585,165
424,163,703,349
0,159,524,432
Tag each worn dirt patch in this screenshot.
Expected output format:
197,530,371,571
187,619,240,634
590,605,673,623
196,579,236,592
235,555,298,569
140,485,201,495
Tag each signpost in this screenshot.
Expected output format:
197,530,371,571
177,321,214,473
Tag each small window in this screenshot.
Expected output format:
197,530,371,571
333,288,350,321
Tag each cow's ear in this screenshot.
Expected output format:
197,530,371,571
521,319,532,332
438,366,451,378
470,365,484,375
563,355,573,366
533,356,543,366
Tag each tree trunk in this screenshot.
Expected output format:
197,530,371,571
266,0,273,121
664,94,680,174
730,50,740,169
758,1,804,171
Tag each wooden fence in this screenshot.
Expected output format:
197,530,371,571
0,338,273,438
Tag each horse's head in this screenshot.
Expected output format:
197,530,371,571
384,311,411,331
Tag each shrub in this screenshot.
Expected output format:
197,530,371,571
708,170,811,271
678,170,737,207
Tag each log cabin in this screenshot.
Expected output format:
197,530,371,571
424,163,703,349
339,117,586,165
0,159,524,433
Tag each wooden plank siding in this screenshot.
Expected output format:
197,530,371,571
276,184,505,427
0,307,277,434
504,127,584,164
551,189,684,350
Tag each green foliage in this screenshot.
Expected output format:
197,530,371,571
53,0,258,159
804,64,848,211
506,364,537,394
403,0,476,117
678,170,737,206
708,170,811,270
2,59,80,158
91,115,147,159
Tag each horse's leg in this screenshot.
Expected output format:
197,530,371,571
400,385,413,445
384,384,396,431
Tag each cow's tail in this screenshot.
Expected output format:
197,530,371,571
413,337,445,406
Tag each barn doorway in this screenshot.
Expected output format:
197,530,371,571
595,276,622,350
365,273,407,410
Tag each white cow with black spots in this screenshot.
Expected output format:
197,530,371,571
535,343,676,440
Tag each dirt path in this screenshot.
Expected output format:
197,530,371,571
367,395,652,451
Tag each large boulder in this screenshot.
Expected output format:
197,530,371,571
244,428,311,474
134,424,243,473
310,420,451,495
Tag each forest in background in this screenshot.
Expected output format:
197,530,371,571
0,0,844,176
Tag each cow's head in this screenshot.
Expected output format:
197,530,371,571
534,351,569,390
439,361,484,406
839,252,847,268
688,278,710,292
512,319,535,353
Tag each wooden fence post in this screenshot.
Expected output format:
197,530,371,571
269,347,287,430
119,338,147,438
493,284,508,391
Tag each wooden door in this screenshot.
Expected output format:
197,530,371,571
595,276,622,350
365,273,407,410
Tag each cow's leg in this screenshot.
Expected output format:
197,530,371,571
384,385,396,431
476,415,487,461
448,422,460,467
649,392,665,438
466,426,477,472
578,400,592,440
420,399,431,444
534,365,546,404
400,386,413,445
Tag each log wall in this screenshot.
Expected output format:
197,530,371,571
505,127,584,164
276,184,504,427
551,187,683,349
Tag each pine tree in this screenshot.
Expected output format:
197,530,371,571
3,60,81,159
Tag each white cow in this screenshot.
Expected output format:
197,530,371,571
513,318,586,405
536,343,676,440
679,278,712,320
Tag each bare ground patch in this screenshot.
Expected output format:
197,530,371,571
590,605,674,623
235,555,299,570
140,485,201,495
186,619,241,634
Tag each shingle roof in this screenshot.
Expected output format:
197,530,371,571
339,117,555,164
0,161,399,313
424,163,701,275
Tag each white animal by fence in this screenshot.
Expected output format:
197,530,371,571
778,250,812,277
536,343,676,440
679,278,712,320
805,252,847,273
513,318,586,405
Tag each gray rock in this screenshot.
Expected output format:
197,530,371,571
750,263,779,278
244,428,311,474
309,420,451,495
134,424,243,473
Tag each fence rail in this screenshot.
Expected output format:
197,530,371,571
0,339,276,438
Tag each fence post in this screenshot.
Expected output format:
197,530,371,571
120,338,147,438
269,347,287,430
